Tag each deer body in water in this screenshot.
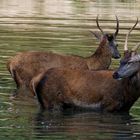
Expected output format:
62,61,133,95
7,16,120,92
31,19,140,112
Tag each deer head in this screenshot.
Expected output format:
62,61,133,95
113,18,139,80
90,15,121,59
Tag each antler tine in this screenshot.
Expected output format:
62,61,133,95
96,15,104,35
124,17,138,51
132,42,140,51
114,15,119,37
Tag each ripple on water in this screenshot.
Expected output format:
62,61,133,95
0,0,140,140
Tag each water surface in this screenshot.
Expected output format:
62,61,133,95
0,0,140,139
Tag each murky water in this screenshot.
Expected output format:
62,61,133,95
0,0,140,139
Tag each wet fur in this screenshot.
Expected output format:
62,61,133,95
7,35,114,93
30,64,140,112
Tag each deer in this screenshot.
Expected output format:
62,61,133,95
30,18,140,113
7,16,120,94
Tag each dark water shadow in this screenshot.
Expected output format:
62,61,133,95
32,109,139,140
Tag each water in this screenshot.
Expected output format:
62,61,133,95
0,0,140,139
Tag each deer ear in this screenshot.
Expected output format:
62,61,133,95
89,31,101,40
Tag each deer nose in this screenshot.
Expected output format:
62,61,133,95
114,53,121,59
113,72,119,79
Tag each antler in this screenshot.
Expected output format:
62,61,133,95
124,18,138,51
96,15,104,35
96,15,119,37
114,15,119,37
132,43,140,51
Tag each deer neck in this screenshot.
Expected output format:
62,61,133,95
129,71,140,96
86,43,112,70
122,71,140,111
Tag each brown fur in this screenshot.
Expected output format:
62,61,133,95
7,36,113,90
31,68,140,112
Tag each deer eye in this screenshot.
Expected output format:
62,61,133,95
107,35,113,41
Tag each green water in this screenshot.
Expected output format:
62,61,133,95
0,0,140,139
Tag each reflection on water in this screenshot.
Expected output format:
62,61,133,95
32,111,139,140
0,0,139,18
0,0,140,139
